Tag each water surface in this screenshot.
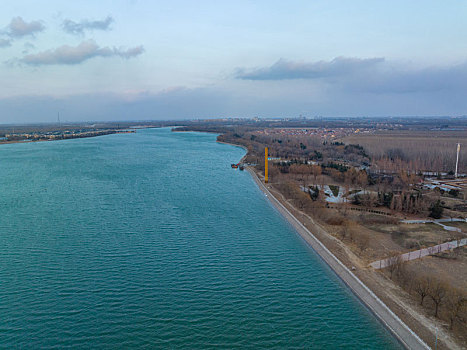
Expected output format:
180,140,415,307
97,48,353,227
0,128,401,349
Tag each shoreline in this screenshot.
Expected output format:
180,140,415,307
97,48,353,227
0,129,134,146
245,166,429,350
216,140,248,161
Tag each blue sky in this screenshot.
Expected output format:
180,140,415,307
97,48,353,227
1,0,467,122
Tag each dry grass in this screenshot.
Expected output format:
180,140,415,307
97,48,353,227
343,130,467,172
442,221,467,231
369,223,453,247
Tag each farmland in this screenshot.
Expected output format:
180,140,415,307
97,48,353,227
342,130,467,173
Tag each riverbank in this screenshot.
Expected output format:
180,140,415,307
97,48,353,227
246,166,430,350
216,140,249,161
0,129,134,146
179,127,461,348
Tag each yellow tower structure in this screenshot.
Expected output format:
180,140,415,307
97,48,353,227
265,147,268,183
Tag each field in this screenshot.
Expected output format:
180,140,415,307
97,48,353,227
370,222,466,248
342,130,467,173
443,221,467,231
322,210,463,260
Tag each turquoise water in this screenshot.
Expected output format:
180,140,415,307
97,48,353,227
0,128,401,349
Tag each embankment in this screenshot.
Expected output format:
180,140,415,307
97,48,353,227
246,167,430,350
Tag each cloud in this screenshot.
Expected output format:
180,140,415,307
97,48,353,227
236,57,384,80
352,62,467,93
62,16,114,35
236,57,467,95
0,38,11,47
21,40,144,65
3,55,467,122
20,42,36,54
117,45,145,59
7,16,44,38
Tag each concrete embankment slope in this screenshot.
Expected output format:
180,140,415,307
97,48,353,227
247,168,429,350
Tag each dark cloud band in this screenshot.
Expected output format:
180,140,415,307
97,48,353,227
236,57,384,80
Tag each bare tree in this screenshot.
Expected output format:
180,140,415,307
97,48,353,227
445,287,466,330
268,165,279,182
356,232,370,253
311,165,321,185
429,278,447,318
357,171,368,193
414,275,431,306
337,220,357,242
386,251,403,280
400,270,415,293
338,226,348,241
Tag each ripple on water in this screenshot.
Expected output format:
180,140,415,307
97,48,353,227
0,129,401,349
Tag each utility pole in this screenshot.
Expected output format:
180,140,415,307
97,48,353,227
455,143,460,178
265,147,268,183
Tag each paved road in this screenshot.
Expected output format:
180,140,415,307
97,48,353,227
402,218,466,224
247,169,429,350
370,238,467,269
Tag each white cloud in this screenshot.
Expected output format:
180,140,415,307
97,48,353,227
21,40,144,65
62,16,114,35
7,16,44,38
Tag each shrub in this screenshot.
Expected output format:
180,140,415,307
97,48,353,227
429,200,444,219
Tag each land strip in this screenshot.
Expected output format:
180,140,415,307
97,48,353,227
0,129,134,145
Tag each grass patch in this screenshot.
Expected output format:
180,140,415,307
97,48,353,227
443,221,467,231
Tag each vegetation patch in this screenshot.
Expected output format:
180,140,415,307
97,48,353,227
329,184,340,197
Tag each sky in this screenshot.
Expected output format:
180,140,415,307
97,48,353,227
1,0,467,123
